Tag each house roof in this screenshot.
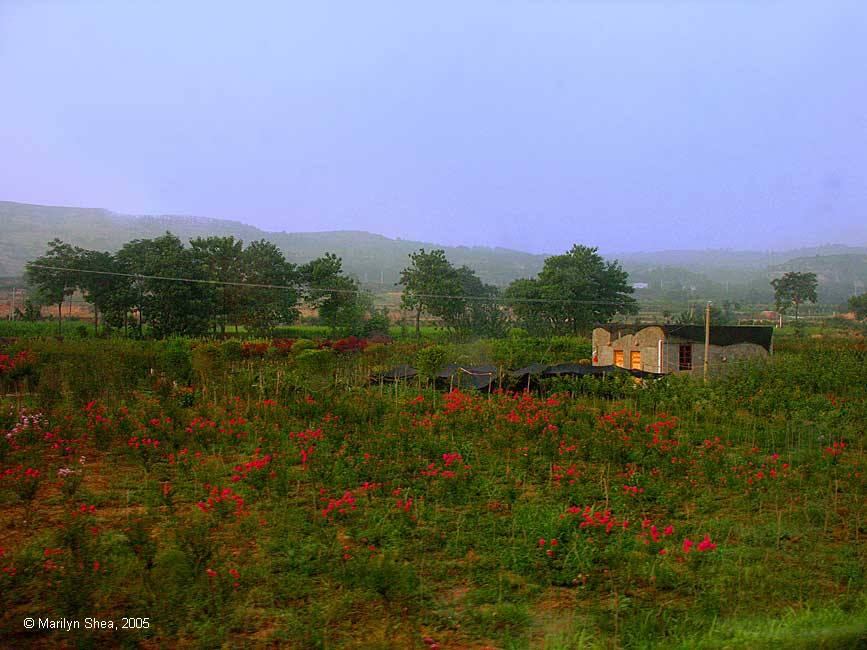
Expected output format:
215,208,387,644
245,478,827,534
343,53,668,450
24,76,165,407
595,323,774,351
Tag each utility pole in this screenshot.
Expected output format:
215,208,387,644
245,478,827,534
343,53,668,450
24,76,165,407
9,287,14,321
703,301,712,383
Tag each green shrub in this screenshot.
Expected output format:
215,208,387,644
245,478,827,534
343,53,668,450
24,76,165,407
416,345,448,381
292,339,318,353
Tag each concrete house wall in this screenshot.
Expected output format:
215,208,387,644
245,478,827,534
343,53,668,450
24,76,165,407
593,326,770,374
592,326,665,372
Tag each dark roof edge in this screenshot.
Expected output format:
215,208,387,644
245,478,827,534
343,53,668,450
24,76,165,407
594,323,773,351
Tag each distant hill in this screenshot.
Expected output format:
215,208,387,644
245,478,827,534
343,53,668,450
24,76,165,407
0,200,547,286
2,200,866,305
769,254,867,303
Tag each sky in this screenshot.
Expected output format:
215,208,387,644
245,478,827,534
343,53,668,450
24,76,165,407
1,1,866,254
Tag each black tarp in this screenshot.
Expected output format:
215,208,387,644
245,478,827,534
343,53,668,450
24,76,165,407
509,363,550,380
376,362,661,387
377,364,418,382
543,363,630,377
435,365,499,391
628,368,667,379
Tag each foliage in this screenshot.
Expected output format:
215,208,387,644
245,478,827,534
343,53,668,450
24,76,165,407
116,233,213,338
505,245,637,335
0,332,864,647
415,345,448,381
399,249,507,338
299,253,368,335
398,249,465,336
771,271,818,320
848,292,867,320
674,301,738,325
239,240,300,335
24,239,79,334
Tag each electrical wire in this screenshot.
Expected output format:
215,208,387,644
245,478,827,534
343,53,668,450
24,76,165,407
24,263,646,307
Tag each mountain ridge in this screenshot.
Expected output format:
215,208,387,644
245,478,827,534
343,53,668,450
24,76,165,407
2,200,866,303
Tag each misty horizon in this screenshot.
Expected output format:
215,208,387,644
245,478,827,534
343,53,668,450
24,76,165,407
4,198,866,259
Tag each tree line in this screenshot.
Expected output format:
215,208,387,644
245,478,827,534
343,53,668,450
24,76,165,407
25,234,375,337
24,236,640,339
398,245,637,337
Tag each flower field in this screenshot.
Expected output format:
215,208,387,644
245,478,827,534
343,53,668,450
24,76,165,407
0,332,865,648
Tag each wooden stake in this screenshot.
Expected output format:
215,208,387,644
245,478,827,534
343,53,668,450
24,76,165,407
703,301,712,383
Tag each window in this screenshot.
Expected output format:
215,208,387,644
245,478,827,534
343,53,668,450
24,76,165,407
614,350,624,367
630,350,641,370
679,344,692,370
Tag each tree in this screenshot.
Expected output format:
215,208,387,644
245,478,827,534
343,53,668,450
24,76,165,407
116,233,212,338
300,253,366,334
73,249,134,334
25,239,79,335
771,272,818,321
453,265,507,337
675,303,727,325
505,245,636,335
190,236,245,335
398,249,464,337
240,240,300,334
848,292,867,320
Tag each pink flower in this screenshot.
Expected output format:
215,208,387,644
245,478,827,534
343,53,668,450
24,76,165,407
682,538,694,553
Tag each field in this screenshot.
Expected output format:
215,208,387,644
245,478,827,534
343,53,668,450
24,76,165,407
0,329,865,648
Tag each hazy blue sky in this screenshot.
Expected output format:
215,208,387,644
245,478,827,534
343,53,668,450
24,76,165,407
2,1,866,253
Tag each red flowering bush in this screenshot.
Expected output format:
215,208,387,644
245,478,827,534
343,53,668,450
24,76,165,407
270,338,296,355
241,341,270,358
196,484,246,519
331,336,369,353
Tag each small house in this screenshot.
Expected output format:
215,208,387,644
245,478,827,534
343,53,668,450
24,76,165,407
592,324,773,374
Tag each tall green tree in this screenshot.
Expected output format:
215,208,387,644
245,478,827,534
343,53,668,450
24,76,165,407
25,239,79,335
190,236,245,335
241,240,300,334
300,253,365,335
505,245,636,335
74,249,134,334
771,271,818,321
116,233,213,338
398,249,464,337
453,265,507,337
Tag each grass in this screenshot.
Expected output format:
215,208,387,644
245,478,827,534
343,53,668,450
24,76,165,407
0,319,457,344
0,329,864,648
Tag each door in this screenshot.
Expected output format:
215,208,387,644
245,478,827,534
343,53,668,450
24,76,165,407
678,344,692,370
630,351,641,370
614,350,624,367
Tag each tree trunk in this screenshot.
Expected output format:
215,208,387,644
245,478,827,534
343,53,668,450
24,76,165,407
57,302,63,336
415,308,421,339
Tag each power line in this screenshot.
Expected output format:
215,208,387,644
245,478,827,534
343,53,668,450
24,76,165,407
25,264,646,307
